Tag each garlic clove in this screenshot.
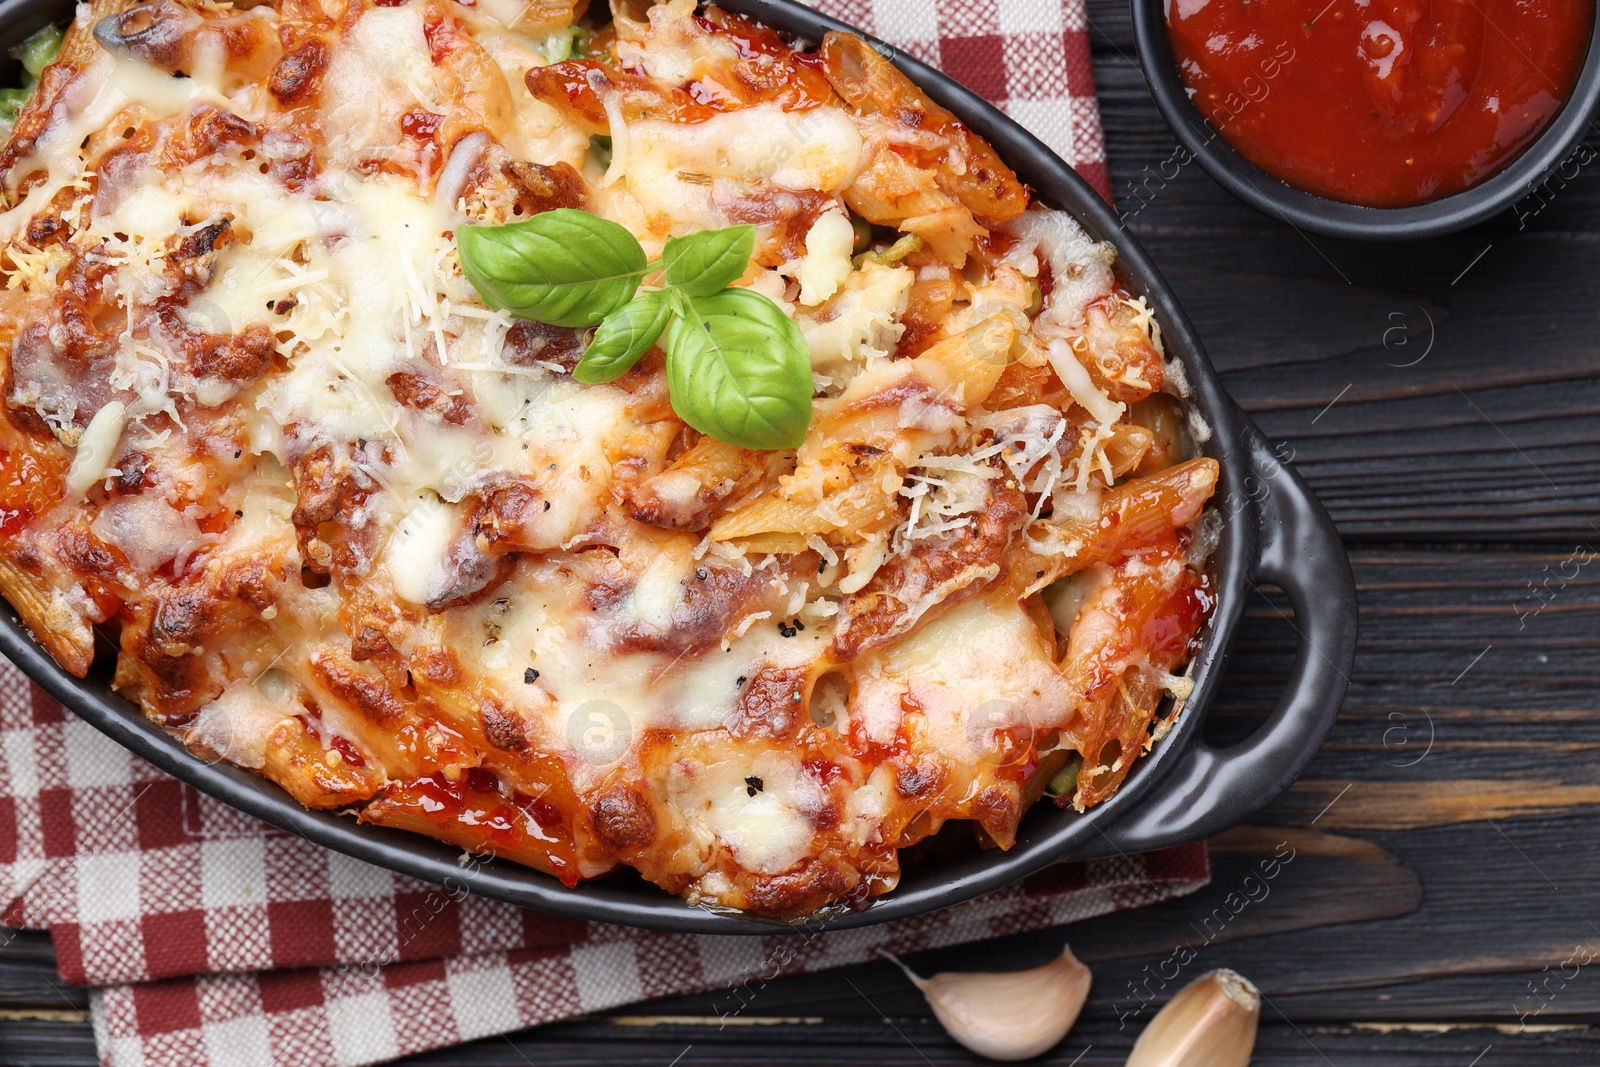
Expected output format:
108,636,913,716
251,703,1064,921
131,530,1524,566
1125,968,1260,1067
889,945,1092,1061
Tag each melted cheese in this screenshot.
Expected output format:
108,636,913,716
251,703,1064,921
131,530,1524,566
800,260,913,375
89,492,204,573
862,594,1078,763
186,670,300,769
66,401,125,497
457,551,828,772
322,6,441,155
0,43,227,242
596,103,864,243
1002,208,1115,332
794,209,854,306
1047,339,1125,427
385,494,459,605
673,749,817,876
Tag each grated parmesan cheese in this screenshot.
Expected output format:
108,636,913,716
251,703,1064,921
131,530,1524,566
66,401,126,497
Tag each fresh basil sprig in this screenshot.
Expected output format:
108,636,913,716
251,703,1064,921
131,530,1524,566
457,215,813,450
572,289,672,385
456,209,648,328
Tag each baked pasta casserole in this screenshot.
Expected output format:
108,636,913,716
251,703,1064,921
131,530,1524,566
0,0,1219,916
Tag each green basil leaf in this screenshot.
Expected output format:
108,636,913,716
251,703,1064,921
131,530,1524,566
457,209,647,328
664,288,812,450
573,290,672,384
662,225,755,298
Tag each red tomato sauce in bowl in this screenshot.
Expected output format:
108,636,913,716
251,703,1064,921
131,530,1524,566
1167,0,1593,207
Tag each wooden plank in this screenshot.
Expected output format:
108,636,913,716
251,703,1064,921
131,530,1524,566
0,1018,98,1065
1044,826,1421,967
1151,235,1600,540
1270,970,1600,1022
1276,779,1600,830
0,932,85,1012
387,1020,1600,1066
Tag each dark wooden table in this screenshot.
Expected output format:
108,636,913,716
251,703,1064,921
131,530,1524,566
6,4,1600,1063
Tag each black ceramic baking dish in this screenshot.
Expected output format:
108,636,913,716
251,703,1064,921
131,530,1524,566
1130,0,1600,240
0,0,1358,933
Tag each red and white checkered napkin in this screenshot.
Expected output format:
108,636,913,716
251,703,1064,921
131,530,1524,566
822,0,1110,196
0,7,1180,1064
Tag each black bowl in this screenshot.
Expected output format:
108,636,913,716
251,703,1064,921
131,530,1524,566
1130,0,1600,240
0,0,1358,932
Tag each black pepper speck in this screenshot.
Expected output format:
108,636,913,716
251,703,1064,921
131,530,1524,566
744,775,763,796
523,668,539,684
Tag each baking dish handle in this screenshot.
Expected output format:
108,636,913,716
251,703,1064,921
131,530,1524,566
1087,423,1357,855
